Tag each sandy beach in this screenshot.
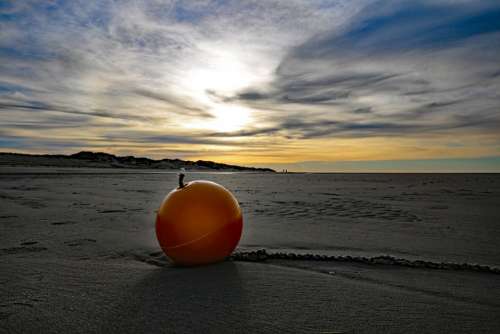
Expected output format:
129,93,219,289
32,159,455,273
1,168,500,333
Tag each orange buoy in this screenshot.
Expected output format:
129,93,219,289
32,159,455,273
156,173,243,266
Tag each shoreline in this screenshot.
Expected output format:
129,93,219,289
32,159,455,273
0,166,274,175
2,166,500,175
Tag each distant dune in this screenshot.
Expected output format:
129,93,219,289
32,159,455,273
0,151,275,172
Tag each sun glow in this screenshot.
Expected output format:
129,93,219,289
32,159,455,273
208,104,251,132
188,104,251,132
180,48,267,132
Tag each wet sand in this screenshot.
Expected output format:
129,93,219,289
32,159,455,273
1,168,500,333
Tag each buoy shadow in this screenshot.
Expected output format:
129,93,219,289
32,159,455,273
101,261,248,333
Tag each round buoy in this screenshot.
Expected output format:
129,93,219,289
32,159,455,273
156,173,243,266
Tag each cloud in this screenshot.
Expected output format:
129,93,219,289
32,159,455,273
0,0,499,168
233,0,500,139
296,1,500,55
132,88,214,118
0,102,154,122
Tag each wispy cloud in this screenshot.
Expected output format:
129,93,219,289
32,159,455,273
234,1,500,140
0,0,499,169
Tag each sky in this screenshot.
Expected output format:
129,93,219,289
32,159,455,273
1,0,500,172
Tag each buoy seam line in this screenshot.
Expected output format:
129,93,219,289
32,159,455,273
163,219,241,250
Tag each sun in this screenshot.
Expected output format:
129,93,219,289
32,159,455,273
207,104,251,132
179,48,264,132
187,103,251,133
